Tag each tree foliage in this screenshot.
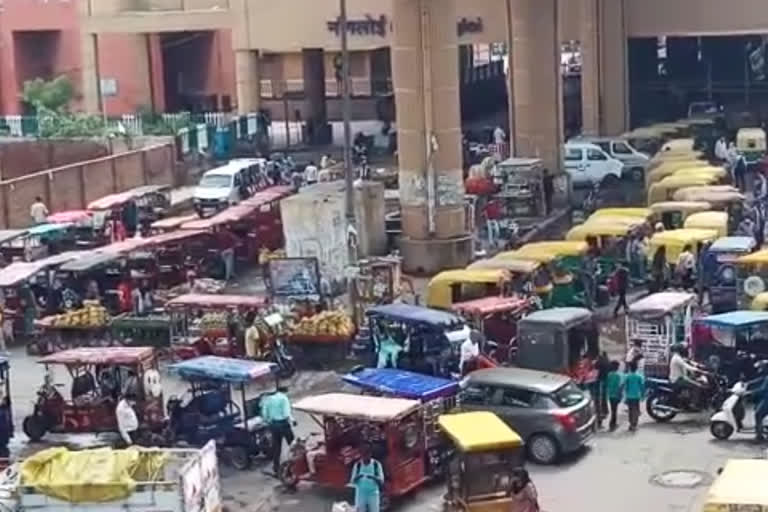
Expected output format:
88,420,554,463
22,76,74,113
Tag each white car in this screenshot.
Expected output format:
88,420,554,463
563,142,623,187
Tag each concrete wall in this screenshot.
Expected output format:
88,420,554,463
0,143,175,228
0,139,109,181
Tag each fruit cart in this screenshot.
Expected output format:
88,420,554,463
34,300,112,354
166,293,271,360
287,309,356,366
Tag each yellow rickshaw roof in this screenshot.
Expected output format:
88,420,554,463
650,228,719,246
738,249,768,264
429,269,509,285
684,211,728,227
737,127,766,138
657,173,720,187
649,201,712,214
468,258,540,274
589,208,651,219
497,241,588,263
673,186,745,203
623,127,664,137
671,166,727,177
567,221,640,240
661,138,695,152
704,459,768,509
438,412,523,452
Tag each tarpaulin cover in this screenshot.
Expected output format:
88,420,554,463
20,447,168,503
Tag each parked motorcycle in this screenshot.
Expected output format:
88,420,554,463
270,336,297,379
710,360,768,440
645,369,729,422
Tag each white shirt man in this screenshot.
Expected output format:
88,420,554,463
116,397,139,445
30,199,49,225
304,163,319,184
714,138,728,161
459,336,480,372
669,351,697,383
493,126,506,145
677,249,695,272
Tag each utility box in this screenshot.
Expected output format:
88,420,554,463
281,180,386,279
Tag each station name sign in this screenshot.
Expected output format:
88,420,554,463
326,15,485,37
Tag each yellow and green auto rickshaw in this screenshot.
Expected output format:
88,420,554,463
467,258,544,297
439,411,525,512
426,269,510,310
648,228,719,266
736,127,767,164
650,165,728,191
751,292,768,311
660,137,696,153
701,459,768,512
649,201,712,230
683,211,729,237
647,173,722,204
736,249,768,309
646,159,711,186
588,208,653,223
498,241,590,271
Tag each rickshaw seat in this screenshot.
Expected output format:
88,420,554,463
191,390,228,416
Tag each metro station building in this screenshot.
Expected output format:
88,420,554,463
79,0,768,271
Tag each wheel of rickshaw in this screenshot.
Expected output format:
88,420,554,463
278,460,299,489
227,444,251,471
22,415,48,442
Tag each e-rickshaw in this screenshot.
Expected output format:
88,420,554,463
365,304,468,377
625,292,697,377
692,311,768,382
649,201,712,230
500,241,589,273
516,308,598,386
708,237,757,313
701,459,768,512
452,296,532,364
89,185,172,237
439,411,525,512
166,293,271,359
342,367,459,477
0,230,27,264
650,166,728,191
149,214,198,234
0,225,73,263
736,127,767,164
683,211,729,237
55,248,129,315
426,269,511,310
566,218,643,277
647,173,722,204
621,127,665,155
282,392,430,507
167,356,276,469
47,210,103,249
21,346,165,442
131,229,212,288
648,228,719,266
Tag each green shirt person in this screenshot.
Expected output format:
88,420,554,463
605,360,623,431
260,387,296,475
624,361,645,431
350,443,384,512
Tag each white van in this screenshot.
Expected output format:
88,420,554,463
193,161,253,217
563,142,623,187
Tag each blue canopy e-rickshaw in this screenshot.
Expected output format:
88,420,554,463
693,311,768,383
707,237,757,313
365,304,468,377
342,367,459,478
167,356,277,470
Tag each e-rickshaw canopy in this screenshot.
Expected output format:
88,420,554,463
703,459,768,512
696,311,768,329
341,368,458,401
710,236,756,253
426,269,510,309
648,228,719,263
452,296,531,317
366,303,464,328
150,214,198,231
467,258,540,274
683,211,728,237
0,261,48,287
169,356,276,383
87,191,138,211
0,229,27,246
438,411,523,452
628,291,696,320
519,307,592,328
294,393,421,422
47,210,92,225
58,250,122,273
38,346,155,366
165,293,269,310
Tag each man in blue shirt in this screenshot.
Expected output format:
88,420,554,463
350,443,384,512
755,375,768,442
261,385,296,475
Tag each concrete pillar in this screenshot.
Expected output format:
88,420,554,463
81,33,102,114
302,48,330,144
393,0,471,274
598,0,628,134
580,0,600,135
509,0,563,172
235,49,261,114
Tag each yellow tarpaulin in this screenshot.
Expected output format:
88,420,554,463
20,446,169,503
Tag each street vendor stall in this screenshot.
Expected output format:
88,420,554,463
166,293,270,359
88,185,172,237
490,158,545,218
626,292,697,378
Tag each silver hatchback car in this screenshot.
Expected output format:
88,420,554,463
460,367,595,464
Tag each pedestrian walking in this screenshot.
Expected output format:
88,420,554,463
29,196,49,225
595,352,611,428
350,443,384,512
624,361,645,431
261,385,296,476
626,339,646,375
676,244,696,290
613,263,629,317
606,360,623,431
542,168,554,215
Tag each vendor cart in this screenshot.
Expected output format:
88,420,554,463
166,293,270,360
491,158,545,218
110,313,172,352
35,301,112,353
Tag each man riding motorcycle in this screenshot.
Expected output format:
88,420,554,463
669,345,711,407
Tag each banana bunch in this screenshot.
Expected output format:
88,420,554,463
290,310,354,338
49,302,109,328
258,248,287,265
198,312,228,330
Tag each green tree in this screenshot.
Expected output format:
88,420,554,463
21,75,74,113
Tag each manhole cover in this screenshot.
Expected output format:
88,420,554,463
650,470,711,488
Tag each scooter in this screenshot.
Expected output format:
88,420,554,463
710,361,768,440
